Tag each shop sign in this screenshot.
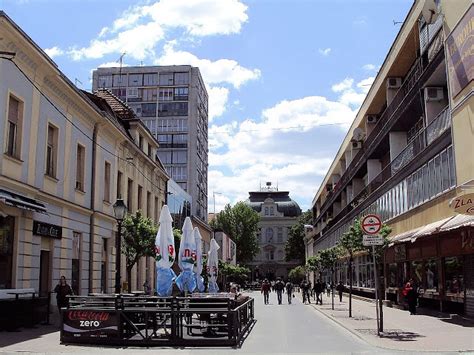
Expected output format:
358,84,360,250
446,5,473,98
449,193,474,215
62,310,119,341
33,221,62,239
394,244,407,262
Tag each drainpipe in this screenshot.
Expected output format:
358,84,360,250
88,123,99,293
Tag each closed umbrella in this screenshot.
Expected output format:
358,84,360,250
207,238,220,293
175,217,197,293
193,227,205,292
155,205,176,296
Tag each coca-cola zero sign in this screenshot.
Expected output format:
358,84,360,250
62,310,118,341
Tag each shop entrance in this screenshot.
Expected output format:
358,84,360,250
39,250,50,296
465,254,474,317
0,216,15,289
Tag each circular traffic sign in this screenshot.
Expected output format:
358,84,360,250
361,214,382,235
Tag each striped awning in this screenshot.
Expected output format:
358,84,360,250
0,189,47,214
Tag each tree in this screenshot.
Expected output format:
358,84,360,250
121,211,157,292
288,265,306,284
306,254,322,282
318,246,342,310
338,218,391,329
219,261,250,285
285,210,312,262
211,202,260,263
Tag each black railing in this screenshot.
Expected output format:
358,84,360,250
60,294,255,347
321,105,451,234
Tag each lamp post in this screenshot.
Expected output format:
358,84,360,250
113,198,127,294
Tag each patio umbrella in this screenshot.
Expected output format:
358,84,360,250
207,237,220,293
193,227,205,292
155,205,176,296
175,217,197,293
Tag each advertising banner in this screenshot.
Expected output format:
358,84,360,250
62,310,119,341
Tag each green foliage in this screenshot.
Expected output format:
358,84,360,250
318,246,342,271
121,211,157,292
219,261,250,283
211,202,260,263
306,255,321,272
285,210,312,262
173,228,182,255
288,265,306,283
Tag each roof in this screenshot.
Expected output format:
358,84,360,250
246,191,302,217
93,89,136,120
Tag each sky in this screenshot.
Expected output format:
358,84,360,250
0,0,413,213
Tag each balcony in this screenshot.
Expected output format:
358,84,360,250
321,105,451,233
314,48,445,227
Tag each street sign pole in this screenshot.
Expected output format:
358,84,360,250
372,245,380,336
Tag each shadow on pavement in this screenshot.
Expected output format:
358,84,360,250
356,328,425,342
0,320,60,348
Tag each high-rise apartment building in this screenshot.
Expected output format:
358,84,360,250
92,66,209,221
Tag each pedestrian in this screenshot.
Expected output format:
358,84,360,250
261,279,271,305
336,281,344,302
143,280,151,295
300,280,311,304
274,278,285,305
326,282,331,297
314,279,322,305
285,281,294,304
403,279,418,315
54,275,73,315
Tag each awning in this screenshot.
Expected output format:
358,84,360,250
409,216,453,243
0,189,47,214
438,214,474,232
388,227,423,246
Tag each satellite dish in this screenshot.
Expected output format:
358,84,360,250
352,127,365,141
422,0,439,24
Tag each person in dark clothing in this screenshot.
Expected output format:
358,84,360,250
274,278,285,305
336,281,344,302
314,280,322,305
54,276,73,314
261,279,271,305
285,281,294,304
300,281,311,304
403,279,418,315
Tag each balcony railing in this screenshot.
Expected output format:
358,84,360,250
321,105,451,233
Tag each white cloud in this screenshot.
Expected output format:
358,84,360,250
208,86,230,122
207,77,375,211
155,42,261,89
44,46,64,58
58,0,248,61
98,61,128,68
332,78,354,93
318,47,331,56
356,76,375,94
362,63,377,71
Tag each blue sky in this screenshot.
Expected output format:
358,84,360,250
1,0,413,212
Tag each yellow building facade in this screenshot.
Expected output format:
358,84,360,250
0,12,168,297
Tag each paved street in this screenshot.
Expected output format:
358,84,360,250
0,291,464,354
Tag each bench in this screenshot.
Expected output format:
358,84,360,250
0,288,36,300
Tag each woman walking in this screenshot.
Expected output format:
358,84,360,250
54,275,73,314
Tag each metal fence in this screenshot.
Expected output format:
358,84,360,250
60,294,254,347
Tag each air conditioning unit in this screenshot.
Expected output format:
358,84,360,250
366,115,378,124
352,140,363,149
424,87,444,101
387,77,402,89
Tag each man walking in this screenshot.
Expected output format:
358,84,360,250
315,279,323,305
336,281,344,302
261,279,271,305
285,281,293,304
274,278,285,305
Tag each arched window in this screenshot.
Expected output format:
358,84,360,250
266,228,274,243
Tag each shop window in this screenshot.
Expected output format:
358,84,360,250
388,263,397,288
444,256,464,294
0,216,14,289
425,258,438,290
410,260,423,286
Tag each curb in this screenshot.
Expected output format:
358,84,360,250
307,301,473,353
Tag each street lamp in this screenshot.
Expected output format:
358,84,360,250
113,198,127,294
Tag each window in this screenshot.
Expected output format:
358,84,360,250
174,87,189,100
159,73,174,85
277,227,283,243
75,144,85,191
265,250,274,261
104,161,111,202
112,74,127,87
147,191,151,218
174,72,189,85
141,103,157,117
137,185,143,211
127,87,140,101
270,207,274,216
155,197,159,222
45,124,58,177
157,151,172,164
147,145,152,158
117,171,123,199
111,88,126,99
128,74,143,87
158,102,188,116
425,258,438,291
265,228,274,243
444,256,463,294
0,216,15,289
172,151,187,164
159,88,173,101
127,178,133,211
142,88,157,101
143,73,158,86
6,95,22,158
264,207,269,216
97,75,112,87
138,135,144,150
